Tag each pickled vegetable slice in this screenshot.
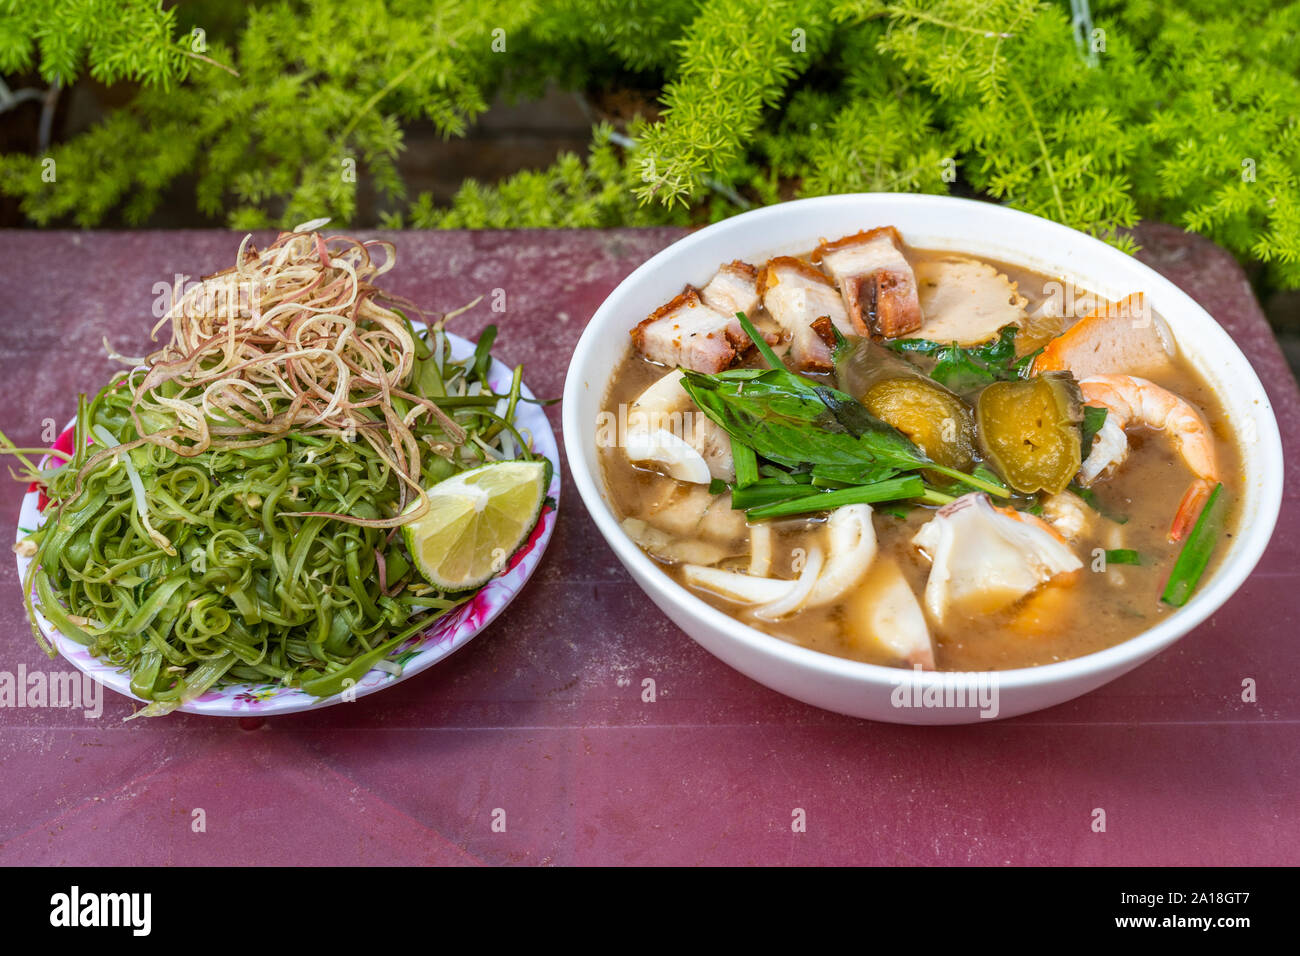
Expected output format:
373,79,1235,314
864,378,976,472
976,372,1083,495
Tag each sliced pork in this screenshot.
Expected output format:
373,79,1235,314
758,257,851,371
700,260,760,320
813,226,922,339
630,287,744,373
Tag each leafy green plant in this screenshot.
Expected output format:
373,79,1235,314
3,0,1300,287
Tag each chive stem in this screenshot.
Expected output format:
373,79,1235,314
731,437,759,489
745,475,924,519
1161,483,1226,607
927,464,1012,498
919,487,957,506
735,311,783,370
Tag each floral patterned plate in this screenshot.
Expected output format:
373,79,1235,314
13,332,560,717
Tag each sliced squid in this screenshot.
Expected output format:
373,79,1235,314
624,427,711,484
912,255,1027,346
627,370,734,482
630,287,744,373
700,260,760,319
847,558,935,669
803,504,877,608
683,563,797,605
758,257,852,371
812,226,922,339
627,370,693,434
912,494,1082,623
752,545,826,620
679,505,878,620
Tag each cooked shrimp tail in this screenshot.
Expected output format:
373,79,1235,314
1171,477,1216,542
1078,374,1219,541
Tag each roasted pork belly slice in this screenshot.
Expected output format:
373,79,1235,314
813,226,922,339
700,260,760,320
630,287,744,373
758,257,852,371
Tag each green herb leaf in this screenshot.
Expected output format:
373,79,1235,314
679,368,910,480
887,325,1028,393
473,325,499,383
734,310,785,371
680,365,1014,498
1082,405,1108,457
812,386,931,472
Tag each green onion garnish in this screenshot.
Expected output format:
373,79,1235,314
745,475,925,519
729,481,823,511
731,437,759,489
1161,482,1226,607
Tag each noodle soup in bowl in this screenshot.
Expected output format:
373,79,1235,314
562,194,1283,724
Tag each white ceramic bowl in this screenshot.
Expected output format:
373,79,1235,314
562,193,1284,724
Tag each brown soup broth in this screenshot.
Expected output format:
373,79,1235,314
600,253,1242,671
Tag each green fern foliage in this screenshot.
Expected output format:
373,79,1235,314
3,0,1300,287
0,0,192,88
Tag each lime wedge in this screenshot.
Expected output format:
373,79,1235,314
401,460,548,591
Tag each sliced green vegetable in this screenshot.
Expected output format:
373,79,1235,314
1105,549,1142,566
3,317,531,708
731,437,759,489
744,476,924,519
862,377,976,472
1161,483,1226,607
919,487,958,506
976,372,1084,495
729,481,822,510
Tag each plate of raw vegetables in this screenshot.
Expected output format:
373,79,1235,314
5,227,559,717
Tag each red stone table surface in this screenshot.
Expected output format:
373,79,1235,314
0,224,1295,866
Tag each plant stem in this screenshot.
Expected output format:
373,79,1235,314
745,476,924,519
927,464,1011,498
